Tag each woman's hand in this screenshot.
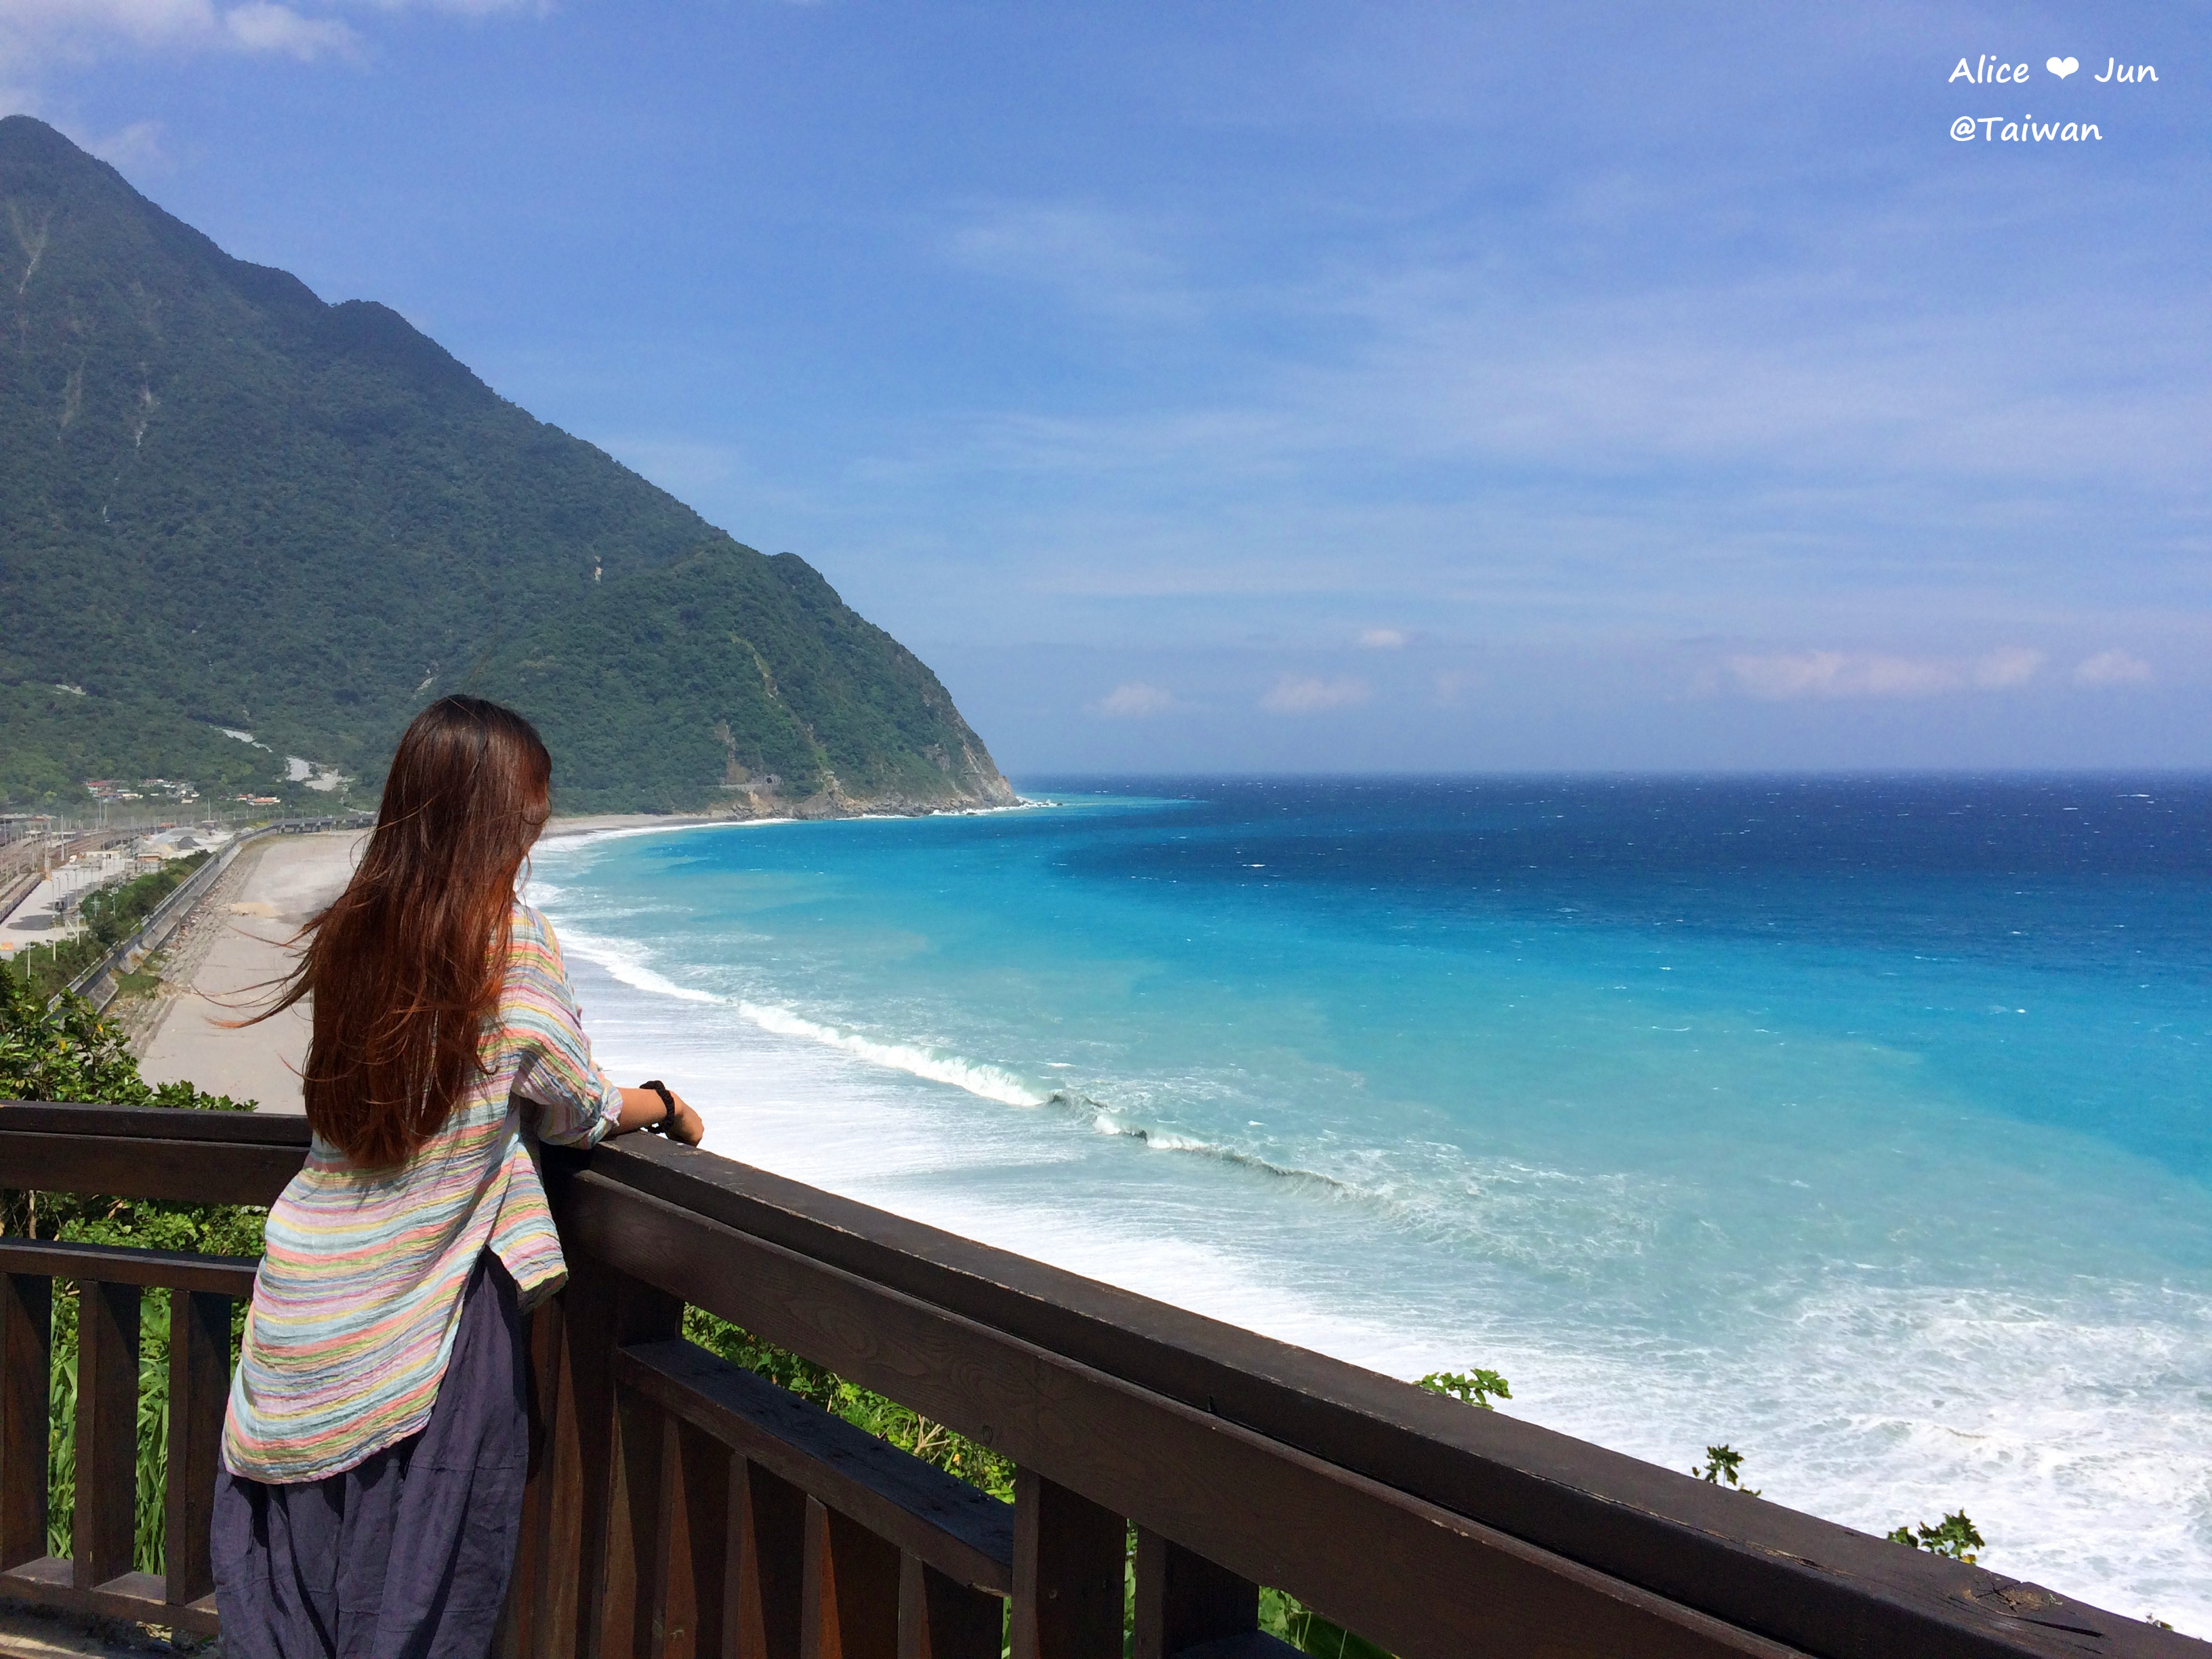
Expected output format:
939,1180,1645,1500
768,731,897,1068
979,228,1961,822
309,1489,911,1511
615,1085,707,1147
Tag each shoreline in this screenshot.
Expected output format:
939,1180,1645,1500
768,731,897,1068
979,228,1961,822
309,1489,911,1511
133,829,369,1111
541,796,1050,844
540,811,733,841
119,797,1048,1108
525,792,2212,1636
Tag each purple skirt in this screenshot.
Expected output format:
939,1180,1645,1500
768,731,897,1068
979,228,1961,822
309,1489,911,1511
212,1254,530,1659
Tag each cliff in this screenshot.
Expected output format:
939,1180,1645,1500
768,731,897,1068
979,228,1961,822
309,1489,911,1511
0,116,1013,816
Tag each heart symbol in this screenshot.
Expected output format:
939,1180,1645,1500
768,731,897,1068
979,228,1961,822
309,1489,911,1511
2047,56,2079,77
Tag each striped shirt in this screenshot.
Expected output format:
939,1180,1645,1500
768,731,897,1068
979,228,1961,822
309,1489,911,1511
222,903,623,1483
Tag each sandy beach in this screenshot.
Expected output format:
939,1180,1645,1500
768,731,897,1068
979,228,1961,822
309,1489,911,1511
125,815,710,1111
135,830,367,1113
539,811,731,840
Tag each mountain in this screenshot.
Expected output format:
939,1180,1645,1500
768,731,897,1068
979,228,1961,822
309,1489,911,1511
0,116,1013,816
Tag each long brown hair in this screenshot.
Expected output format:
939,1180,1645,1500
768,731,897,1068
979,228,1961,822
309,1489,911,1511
264,697,552,1167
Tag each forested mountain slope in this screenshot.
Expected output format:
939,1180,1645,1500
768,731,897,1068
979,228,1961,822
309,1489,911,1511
0,116,1012,815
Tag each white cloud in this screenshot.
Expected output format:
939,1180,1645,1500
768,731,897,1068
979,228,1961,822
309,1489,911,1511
2074,649,2152,687
1094,681,1176,718
1971,647,2044,690
1260,674,1370,714
1728,651,1950,699
1355,627,1408,649
0,0,539,68
1725,648,2043,701
941,203,1197,324
87,118,167,167
0,0,359,60
379,0,547,13
0,0,211,53
222,1,354,55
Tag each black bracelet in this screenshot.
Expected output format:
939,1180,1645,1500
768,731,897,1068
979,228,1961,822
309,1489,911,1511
640,1079,677,1134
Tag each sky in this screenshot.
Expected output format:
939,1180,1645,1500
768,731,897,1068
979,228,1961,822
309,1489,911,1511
3,1,2207,775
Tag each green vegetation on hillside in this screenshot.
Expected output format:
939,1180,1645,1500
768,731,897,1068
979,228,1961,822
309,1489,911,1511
0,684,285,805
489,541,1012,812
0,115,1009,815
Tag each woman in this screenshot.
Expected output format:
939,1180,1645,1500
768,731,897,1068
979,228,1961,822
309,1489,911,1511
214,695,705,1658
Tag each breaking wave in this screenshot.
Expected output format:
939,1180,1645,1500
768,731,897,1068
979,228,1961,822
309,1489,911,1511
733,1002,1046,1109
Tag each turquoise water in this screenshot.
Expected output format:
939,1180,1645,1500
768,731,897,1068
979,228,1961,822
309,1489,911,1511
530,777,2212,1629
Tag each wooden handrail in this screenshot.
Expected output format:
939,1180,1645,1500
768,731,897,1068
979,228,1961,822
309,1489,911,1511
598,1337,1019,1659
0,1103,312,1144
559,1170,1793,1659
0,1237,259,1298
0,1102,2198,1659
615,1339,1014,1595
550,1136,2193,1659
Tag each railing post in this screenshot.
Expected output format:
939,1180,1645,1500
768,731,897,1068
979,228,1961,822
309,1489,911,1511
732,1458,806,1659
801,1496,901,1659
896,1552,1002,1659
1010,1471,1122,1659
163,1290,230,1610
533,1256,681,1659
72,1280,140,1588
0,1273,51,1570
1132,1529,1257,1659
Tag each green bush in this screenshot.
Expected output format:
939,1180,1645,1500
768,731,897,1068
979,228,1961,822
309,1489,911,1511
684,1307,1015,1502
1,966,262,1573
1416,1368,1511,1410
1887,1511,1985,1564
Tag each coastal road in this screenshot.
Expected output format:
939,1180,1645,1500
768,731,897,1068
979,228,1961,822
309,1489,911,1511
136,830,366,1113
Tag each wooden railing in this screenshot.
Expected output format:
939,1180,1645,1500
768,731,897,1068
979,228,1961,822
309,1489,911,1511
0,1102,2198,1659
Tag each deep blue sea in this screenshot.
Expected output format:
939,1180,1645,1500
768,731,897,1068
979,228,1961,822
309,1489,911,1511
530,777,2212,1629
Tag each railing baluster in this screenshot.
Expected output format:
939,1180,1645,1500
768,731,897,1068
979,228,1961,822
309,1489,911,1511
0,1272,51,1572
653,1416,734,1658
733,1458,806,1659
802,1496,900,1659
607,1382,670,1658
536,1257,681,1659
1010,1471,1123,1659
71,1279,140,1588
162,1289,230,1610
1132,1530,1258,1659
896,1552,1002,1659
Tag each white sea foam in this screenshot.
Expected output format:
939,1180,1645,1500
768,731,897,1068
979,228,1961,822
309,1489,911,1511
545,909,1052,1109
547,817,798,848
1505,1279,2212,1632
529,812,2212,1638
560,943,2212,1635
735,1001,1046,1107
556,926,720,1004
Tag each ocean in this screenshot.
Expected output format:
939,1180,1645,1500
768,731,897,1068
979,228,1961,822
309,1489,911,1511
527,776,2212,1631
